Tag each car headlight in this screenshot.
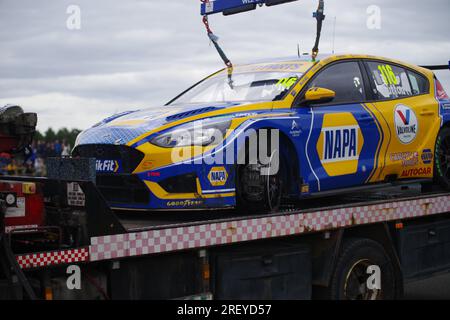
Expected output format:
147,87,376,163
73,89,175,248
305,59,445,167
151,117,232,147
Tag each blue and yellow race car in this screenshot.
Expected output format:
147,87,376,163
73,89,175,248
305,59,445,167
73,54,450,211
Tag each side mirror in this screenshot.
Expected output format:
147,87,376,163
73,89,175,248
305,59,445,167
299,87,336,105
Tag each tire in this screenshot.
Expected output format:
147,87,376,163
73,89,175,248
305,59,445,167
434,127,450,190
325,238,399,300
236,130,284,213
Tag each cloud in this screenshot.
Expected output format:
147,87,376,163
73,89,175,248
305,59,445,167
0,0,449,131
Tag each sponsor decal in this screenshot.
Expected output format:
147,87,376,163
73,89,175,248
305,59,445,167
321,125,359,164
316,113,364,176
96,159,121,173
141,160,155,170
389,152,419,167
290,120,301,137
401,167,432,177
167,200,203,207
394,105,418,144
208,167,228,186
442,103,450,110
147,172,161,177
237,62,309,73
421,149,433,164
233,112,258,118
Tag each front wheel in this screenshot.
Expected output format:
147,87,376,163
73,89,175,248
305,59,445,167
236,138,284,214
236,153,283,213
435,127,450,190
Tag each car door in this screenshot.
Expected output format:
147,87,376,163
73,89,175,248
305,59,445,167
297,60,383,193
363,60,439,182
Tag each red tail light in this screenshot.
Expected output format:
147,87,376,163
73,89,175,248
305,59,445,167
435,78,449,100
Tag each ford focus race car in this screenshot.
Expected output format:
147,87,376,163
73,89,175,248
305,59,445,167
73,54,450,212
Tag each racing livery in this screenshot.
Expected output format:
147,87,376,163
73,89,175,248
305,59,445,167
73,54,450,211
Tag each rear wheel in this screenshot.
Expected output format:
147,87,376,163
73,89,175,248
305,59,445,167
325,238,398,300
435,127,450,190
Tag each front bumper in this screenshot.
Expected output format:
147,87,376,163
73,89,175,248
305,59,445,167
73,144,237,210
116,161,237,210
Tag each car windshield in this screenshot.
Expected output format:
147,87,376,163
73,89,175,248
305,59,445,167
170,70,303,105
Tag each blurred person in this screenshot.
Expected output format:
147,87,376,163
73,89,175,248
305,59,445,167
7,159,19,175
0,153,11,175
45,142,56,158
54,139,62,155
24,161,34,175
37,140,46,158
34,157,46,176
61,139,71,157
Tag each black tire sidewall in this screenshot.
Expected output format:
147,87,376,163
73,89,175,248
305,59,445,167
330,238,397,300
236,130,285,213
435,127,450,190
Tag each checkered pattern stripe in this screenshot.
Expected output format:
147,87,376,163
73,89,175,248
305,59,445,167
16,247,89,270
353,196,450,224
89,195,450,262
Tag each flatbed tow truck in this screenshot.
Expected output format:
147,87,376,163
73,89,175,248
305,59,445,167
0,163,449,300
1,0,450,300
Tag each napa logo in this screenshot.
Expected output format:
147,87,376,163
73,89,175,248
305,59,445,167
208,167,228,186
96,159,121,173
322,125,359,163
317,113,364,177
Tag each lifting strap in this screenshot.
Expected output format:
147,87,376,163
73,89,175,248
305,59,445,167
312,0,325,61
200,0,234,88
200,0,325,64
201,1,233,69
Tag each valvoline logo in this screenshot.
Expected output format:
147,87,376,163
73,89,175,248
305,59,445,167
96,159,121,173
394,105,418,144
397,108,411,125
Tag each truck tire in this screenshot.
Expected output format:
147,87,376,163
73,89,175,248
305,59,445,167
326,238,398,300
435,127,450,190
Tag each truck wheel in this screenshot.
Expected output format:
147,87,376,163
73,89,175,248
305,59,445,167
327,238,397,300
435,127,450,190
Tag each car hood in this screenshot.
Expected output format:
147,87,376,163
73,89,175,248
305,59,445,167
75,102,248,146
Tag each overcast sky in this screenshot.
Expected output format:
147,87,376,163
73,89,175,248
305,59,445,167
0,0,449,131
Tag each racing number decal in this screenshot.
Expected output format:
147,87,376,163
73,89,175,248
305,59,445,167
276,77,298,89
378,64,398,86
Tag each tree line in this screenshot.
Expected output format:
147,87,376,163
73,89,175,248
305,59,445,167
34,128,82,148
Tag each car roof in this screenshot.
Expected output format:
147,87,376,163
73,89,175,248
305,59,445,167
235,53,429,76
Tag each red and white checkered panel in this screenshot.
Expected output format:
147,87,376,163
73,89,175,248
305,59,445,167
16,247,89,270
353,196,450,224
89,195,450,262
